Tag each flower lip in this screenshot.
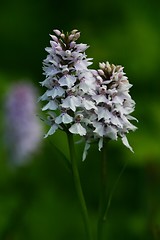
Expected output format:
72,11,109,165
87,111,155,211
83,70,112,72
99,85,107,94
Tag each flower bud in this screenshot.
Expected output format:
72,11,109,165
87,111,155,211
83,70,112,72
53,29,61,36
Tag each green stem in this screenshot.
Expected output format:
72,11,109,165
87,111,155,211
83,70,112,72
97,141,108,240
67,132,92,240
103,161,127,220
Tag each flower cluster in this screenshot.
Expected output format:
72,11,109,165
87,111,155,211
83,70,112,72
5,83,42,165
40,29,137,159
82,62,137,159
40,29,97,138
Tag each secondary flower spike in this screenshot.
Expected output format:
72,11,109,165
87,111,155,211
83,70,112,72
82,62,138,159
5,82,42,165
40,29,96,137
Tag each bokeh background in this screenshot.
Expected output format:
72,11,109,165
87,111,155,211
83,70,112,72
0,0,160,239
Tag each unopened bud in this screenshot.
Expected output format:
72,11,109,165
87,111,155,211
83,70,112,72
50,34,58,42
60,33,65,39
98,69,105,76
53,29,61,36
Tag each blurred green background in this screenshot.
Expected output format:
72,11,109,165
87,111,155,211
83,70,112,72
0,0,160,239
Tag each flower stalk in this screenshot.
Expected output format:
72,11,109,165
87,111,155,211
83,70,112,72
97,140,108,240
67,131,92,240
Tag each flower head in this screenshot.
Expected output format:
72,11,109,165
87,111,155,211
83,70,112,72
40,29,96,137
82,62,137,158
40,29,137,160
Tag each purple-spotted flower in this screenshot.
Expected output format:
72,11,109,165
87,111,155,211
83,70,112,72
40,29,96,138
5,82,42,165
82,62,137,159
40,29,137,160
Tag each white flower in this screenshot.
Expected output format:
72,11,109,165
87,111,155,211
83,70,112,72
82,98,97,110
110,115,123,128
105,125,118,140
46,87,65,99
75,43,88,52
59,75,77,88
42,100,58,111
55,113,73,124
69,123,86,136
95,107,112,122
93,122,105,137
78,71,97,93
92,94,108,104
44,124,58,138
75,59,92,71
40,29,95,138
42,67,60,78
61,96,81,112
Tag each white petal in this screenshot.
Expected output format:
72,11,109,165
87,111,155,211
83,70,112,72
76,43,88,52
42,100,58,111
55,113,73,125
43,66,60,77
62,113,73,124
118,82,132,92
59,75,76,88
46,87,65,99
93,122,105,137
82,99,97,110
127,115,138,122
55,115,62,124
105,125,118,140
121,115,137,131
44,124,58,138
110,115,123,128
75,60,88,71
79,82,96,94
38,92,48,101
61,96,81,112
69,123,86,136
112,95,124,105
96,107,112,122
79,72,96,93
121,135,133,152
92,95,107,104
